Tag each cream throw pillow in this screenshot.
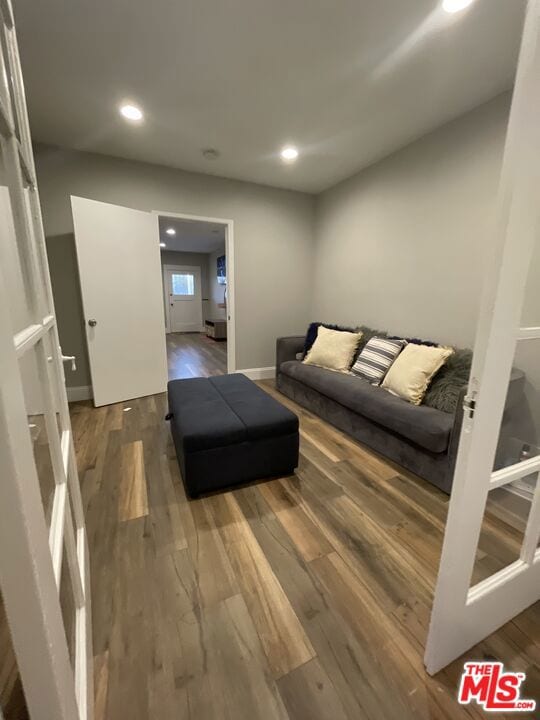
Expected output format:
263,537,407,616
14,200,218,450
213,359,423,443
381,344,453,405
303,326,363,373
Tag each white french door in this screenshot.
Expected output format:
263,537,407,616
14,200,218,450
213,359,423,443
0,2,93,718
165,265,203,333
71,196,168,407
425,0,540,674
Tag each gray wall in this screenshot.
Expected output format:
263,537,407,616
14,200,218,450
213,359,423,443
35,146,315,380
312,91,540,447
312,93,510,347
45,234,91,388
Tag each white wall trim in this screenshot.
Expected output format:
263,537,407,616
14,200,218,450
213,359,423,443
234,366,275,381
152,210,235,373
66,385,93,402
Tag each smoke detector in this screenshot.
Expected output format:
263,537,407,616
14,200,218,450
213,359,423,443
202,148,220,160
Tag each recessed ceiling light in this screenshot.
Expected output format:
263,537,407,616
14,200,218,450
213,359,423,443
442,0,474,13
281,146,299,162
119,103,143,121
160,242,166,248
166,228,176,236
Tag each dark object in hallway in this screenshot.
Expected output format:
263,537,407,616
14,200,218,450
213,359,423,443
167,373,299,496
205,318,227,340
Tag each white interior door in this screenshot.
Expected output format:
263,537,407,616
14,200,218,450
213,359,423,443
165,265,203,332
425,0,540,675
0,2,92,717
71,197,168,407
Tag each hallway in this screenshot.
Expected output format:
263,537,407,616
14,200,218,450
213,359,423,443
166,332,227,380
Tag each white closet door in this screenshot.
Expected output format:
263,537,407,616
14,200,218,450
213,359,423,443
71,196,168,407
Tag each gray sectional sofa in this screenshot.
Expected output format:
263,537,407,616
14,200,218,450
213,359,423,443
276,330,524,494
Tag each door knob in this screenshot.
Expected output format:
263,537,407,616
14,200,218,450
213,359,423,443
88,319,97,327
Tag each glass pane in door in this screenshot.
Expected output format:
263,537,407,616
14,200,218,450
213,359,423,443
470,484,531,586
0,27,22,144
471,337,540,586
0,589,29,720
0,186,35,334
473,339,540,587
171,273,194,296
492,338,540,476
488,213,540,476
18,344,61,529
521,224,540,328
60,544,77,674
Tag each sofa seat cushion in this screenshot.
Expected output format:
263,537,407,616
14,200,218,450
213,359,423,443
279,361,453,453
168,374,298,452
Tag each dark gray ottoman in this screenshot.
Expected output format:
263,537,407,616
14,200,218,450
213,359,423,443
167,373,299,497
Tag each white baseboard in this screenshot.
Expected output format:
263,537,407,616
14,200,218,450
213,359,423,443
234,366,275,381
67,385,93,402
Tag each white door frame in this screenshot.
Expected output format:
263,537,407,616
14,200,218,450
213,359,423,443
153,210,235,372
425,0,540,675
163,264,204,333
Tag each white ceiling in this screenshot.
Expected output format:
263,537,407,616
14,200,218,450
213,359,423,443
15,0,525,194
158,217,225,254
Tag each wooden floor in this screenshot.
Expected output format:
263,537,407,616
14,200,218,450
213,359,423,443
67,379,540,720
167,332,227,380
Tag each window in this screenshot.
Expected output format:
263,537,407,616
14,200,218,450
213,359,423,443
171,273,195,296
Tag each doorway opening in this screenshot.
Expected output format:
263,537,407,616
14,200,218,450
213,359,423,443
157,213,232,381
69,198,235,407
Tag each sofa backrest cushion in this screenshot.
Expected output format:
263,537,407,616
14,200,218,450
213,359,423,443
389,336,438,347
357,325,388,350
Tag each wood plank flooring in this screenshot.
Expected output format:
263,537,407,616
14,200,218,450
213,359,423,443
166,332,227,380
67,380,540,720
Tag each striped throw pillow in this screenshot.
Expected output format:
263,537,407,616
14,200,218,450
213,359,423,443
351,337,406,385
